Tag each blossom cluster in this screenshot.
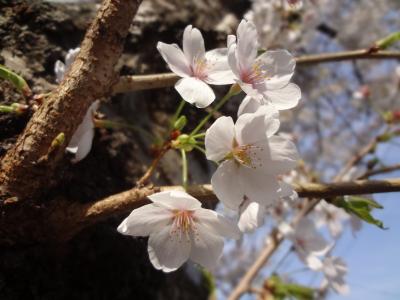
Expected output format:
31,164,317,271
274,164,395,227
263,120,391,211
57,15,351,296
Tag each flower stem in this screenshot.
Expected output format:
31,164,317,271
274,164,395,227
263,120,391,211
94,118,154,140
180,149,188,190
170,99,186,130
189,85,239,137
191,132,206,139
193,145,206,155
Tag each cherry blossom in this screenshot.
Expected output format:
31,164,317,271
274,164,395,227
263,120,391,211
319,256,349,295
227,19,301,110
205,105,299,231
313,200,350,238
54,47,80,83
55,47,99,163
66,100,99,163
279,218,331,270
117,190,241,272
157,25,235,108
269,182,298,222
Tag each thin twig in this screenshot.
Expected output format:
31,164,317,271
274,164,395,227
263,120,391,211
136,142,171,187
358,163,400,179
112,50,400,94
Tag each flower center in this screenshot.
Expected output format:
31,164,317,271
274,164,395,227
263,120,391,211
241,61,269,85
192,57,208,80
227,139,264,169
170,210,196,242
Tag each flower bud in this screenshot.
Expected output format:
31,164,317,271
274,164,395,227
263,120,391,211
173,115,187,130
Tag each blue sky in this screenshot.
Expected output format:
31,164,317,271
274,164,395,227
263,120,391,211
329,141,400,300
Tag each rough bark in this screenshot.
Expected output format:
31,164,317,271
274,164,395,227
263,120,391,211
0,0,142,202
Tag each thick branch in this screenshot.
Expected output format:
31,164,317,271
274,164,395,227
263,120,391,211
112,50,400,94
1,178,399,245
0,0,142,202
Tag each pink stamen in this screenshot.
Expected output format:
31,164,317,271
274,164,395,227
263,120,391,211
169,210,197,242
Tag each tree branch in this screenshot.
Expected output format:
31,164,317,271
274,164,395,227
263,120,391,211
112,50,400,94
0,0,142,202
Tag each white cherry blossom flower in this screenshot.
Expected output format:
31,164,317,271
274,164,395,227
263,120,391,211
117,190,241,272
279,218,331,270
227,19,301,110
66,100,99,163
205,106,299,231
56,47,99,163
320,256,349,295
313,200,350,239
54,47,80,83
269,181,298,222
157,25,235,108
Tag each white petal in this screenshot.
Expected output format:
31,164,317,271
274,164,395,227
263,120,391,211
267,135,299,174
331,277,350,295
257,50,296,90
329,220,343,239
157,42,191,77
264,83,301,110
64,47,80,68
238,81,265,102
66,100,99,163
238,200,266,232
237,96,262,116
278,222,295,237
239,167,280,206
189,223,224,270
227,44,241,79
205,116,235,162
117,204,171,236
204,48,235,85
330,257,348,276
183,25,205,64
303,255,323,270
68,128,95,163
175,77,215,108
194,208,241,239
278,181,298,200
54,60,66,83
296,218,318,236
236,19,259,70
227,35,236,48
211,160,244,210
235,106,279,145
148,225,191,272
323,258,339,278
148,190,202,210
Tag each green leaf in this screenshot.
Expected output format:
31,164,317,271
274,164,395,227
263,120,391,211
347,196,383,209
285,283,314,300
335,196,386,229
0,64,31,97
375,32,400,50
266,275,315,300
